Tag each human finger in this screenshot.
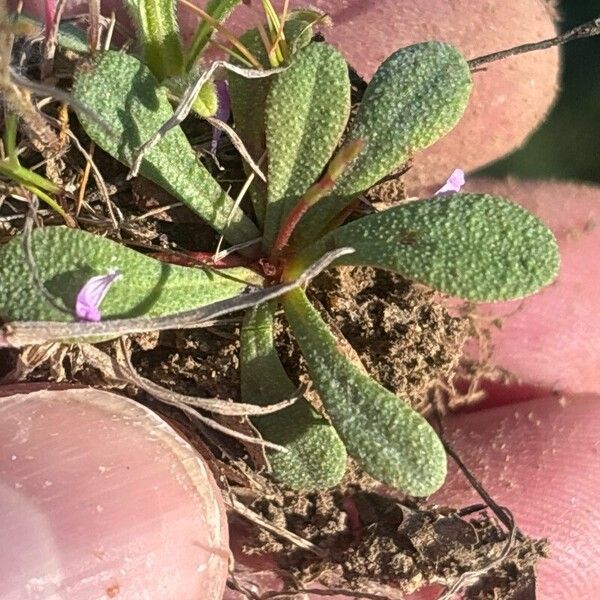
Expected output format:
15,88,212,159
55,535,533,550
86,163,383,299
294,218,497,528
0,386,229,600
433,393,600,600
461,178,600,401
299,0,561,193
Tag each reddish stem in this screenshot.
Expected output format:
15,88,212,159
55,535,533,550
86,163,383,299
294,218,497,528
341,495,363,540
270,139,365,260
271,198,311,260
151,250,251,269
44,0,57,43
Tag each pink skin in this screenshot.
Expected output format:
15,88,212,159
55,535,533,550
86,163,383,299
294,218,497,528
0,386,229,600
3,2,598,598
434,394,600,600
44,0,56,38
460,179,600,400
293,0,561,193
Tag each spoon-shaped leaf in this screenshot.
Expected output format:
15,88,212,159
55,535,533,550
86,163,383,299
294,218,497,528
308,194,560,302
241,302,347,490
293,42,472,245
283,288,446,496
227,28,271,226
262,42,350,250
228,19,315,226
0,227,255,322
72,51,258,245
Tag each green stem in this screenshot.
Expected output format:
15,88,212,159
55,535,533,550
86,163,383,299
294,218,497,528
0,161,61,194
184,0,243,71
0,159,72,225
261,0,281,37
1,112,66,221
3,113,18,163
124,0,184,80
180,0,261,69
260,0,285,66
24,184,74,226
211,40,256,69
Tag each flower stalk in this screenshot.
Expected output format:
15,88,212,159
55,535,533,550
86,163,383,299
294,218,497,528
271,138,364,259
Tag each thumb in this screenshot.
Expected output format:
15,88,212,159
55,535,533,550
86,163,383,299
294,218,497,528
0,386,229,600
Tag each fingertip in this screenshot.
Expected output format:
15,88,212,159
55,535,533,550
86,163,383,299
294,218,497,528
434,394,600,599
462,178,600,397
306,0,560,191
0,388,228,600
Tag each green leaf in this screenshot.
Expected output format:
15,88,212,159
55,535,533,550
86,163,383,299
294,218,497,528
72,51,259,245
228,20,314,226
0,227,254,322
240,303,347,490
185,0,244,70
15,14,90,53
311,194,560,302
262,43,350,251
293,42,472,245
163,77,219,118
283,288,446,496
190,80,219,118
124,0,184,80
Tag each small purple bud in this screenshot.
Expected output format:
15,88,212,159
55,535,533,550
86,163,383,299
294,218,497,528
435,168,465,195
75,270,121,322
211,80,231,154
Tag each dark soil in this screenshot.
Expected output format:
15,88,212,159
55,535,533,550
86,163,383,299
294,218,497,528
309,266,469,409
244,484,547,599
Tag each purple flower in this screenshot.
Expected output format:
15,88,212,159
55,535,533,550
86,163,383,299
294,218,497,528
211,80,231,154
75,270,121,322
435,168,465,195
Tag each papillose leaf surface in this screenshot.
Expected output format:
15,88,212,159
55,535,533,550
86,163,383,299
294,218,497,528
283,288,447,496
293,42,472,245
162,76,218,118
312,194,560,301
241,303,347,490
228,21,314,226
227,28,272,226
263,42,350,250
72,51,258,244
0,227,252,322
